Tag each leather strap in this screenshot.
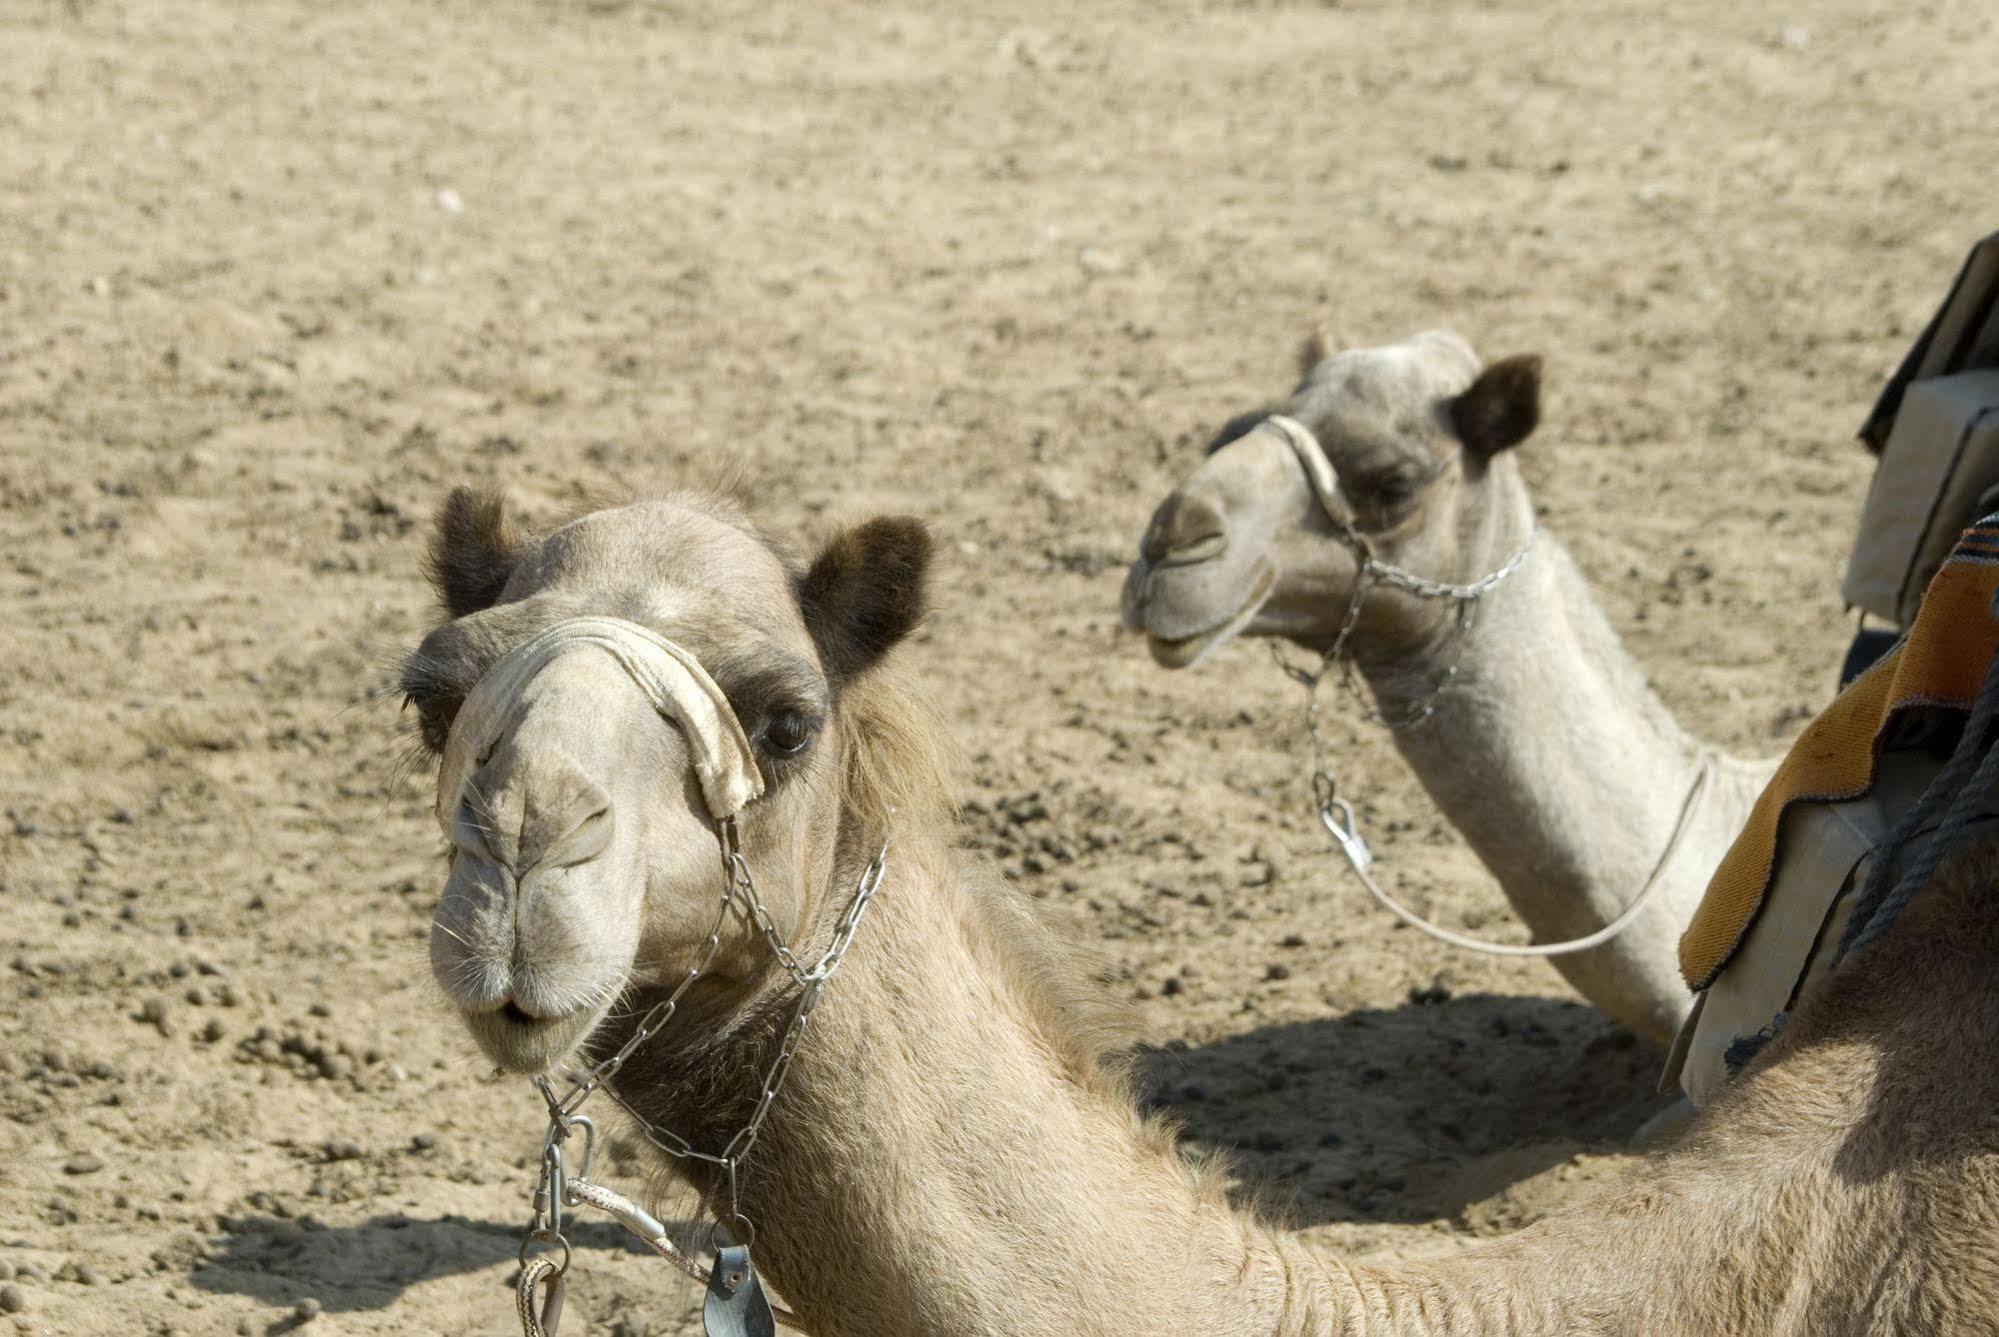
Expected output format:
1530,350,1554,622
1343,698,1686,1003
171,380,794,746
704,1245,778,1337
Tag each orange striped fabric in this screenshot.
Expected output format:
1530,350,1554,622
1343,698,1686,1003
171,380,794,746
1680,516,1999,989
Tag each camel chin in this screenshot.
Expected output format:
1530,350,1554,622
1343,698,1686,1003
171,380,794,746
1138,565,1275,670
462,1000,606,1075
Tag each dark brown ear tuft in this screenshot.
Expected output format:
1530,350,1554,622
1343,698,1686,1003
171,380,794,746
1447,354,1542,458
424,487,527,620
798,517,932,684
1296,327,1334,379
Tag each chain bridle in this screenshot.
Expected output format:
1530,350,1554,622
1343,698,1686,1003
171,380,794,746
1256,410,1532,747
518,815,888,1335
428,615,884,1336
1251,413,1708,958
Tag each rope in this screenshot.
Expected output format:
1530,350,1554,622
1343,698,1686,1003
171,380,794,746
1320,754,1716,957
1840,647,1999,958
516,1258,566,1337
562,1179,806,1329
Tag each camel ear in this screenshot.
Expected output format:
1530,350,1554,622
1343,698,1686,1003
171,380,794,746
1296,327,1334,379
424,486,527,619
1447,354,1542,458
798,516,932,683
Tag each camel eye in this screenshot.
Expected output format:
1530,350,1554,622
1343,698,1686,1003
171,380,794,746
762,709,818,757
1370,472,1421,509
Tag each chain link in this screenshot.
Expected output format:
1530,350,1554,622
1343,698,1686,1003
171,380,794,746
524,819,889,1305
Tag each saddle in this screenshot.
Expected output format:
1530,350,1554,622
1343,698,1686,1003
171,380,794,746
1667,516,1999,1105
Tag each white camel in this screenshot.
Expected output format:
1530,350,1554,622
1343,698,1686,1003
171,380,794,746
1122,331,1781,1045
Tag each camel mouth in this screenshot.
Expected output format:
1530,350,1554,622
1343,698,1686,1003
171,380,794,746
464,999,604,1076
1143,565,1277,669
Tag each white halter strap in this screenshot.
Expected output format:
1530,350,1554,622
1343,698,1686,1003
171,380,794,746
437,615,764,832
1264,413,1348,523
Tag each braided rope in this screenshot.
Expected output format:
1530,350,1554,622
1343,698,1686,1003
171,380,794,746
516,1258,566,1337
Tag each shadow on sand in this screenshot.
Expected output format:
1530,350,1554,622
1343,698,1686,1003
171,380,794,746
191,995,1666,1321
1140,991,1672,1227
189,1210,678,1325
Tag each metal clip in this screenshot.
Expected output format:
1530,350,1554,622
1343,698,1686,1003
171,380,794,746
1318,793,1373,871
533,1141,566,1239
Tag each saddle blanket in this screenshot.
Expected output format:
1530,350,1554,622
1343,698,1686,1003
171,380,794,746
1669,514,1999,1104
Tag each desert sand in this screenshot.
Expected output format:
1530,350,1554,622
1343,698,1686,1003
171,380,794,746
2,1,1994,1332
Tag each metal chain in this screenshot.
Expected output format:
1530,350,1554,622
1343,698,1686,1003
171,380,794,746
519,821,889,1333
1257,482,1709,958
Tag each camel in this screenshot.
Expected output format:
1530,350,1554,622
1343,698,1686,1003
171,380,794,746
1121,331,1783,1046
401,488,1999,1335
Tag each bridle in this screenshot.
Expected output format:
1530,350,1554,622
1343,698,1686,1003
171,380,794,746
1253,414,1709,958
433,616,883,1337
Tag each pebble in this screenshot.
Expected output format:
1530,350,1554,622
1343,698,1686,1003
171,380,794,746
294,1297,322,1322
1264,963,1292,981
323,1140,363,1163
0,1283,23,1313
0,1261,12,1280
63,1154,104,1175
73,1262,103,1286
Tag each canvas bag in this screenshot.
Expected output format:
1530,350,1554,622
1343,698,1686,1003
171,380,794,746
1844,231,1999,626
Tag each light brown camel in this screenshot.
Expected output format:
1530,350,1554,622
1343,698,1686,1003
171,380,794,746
1122,331,1781,1046
404,489,1999,1335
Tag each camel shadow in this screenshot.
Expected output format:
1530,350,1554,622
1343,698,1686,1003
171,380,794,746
1139,992,1671,1227
189,1210,682,1324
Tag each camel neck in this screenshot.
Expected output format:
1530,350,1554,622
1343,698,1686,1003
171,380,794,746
605,827,1997,1334
688,842,1284,1334
1348,484,1742,1040
655,840,1608,1335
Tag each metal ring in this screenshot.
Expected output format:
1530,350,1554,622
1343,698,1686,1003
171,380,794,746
709,1213,757,1253
519,1228,572,1276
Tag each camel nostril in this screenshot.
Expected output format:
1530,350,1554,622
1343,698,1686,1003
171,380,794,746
1154,532,1227,568
1144,496,1228,565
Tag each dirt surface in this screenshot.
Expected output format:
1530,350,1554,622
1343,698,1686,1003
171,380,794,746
2,0,1994,1332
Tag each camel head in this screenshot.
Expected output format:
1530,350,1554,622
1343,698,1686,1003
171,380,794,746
1122,329,1542,669
400,489,930,1075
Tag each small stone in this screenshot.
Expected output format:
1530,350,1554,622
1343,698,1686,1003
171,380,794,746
73,1262,103,1285
0,1283,23,1313
63,1154,104,1175
0,1261,11,1280
1159,976,1184,997
323,1140,363,1163
410,1133,438,1153
294,1296,322,1321
1264,963,1292,982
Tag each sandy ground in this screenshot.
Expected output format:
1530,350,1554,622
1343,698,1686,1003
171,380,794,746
2,0,1995,1332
